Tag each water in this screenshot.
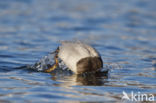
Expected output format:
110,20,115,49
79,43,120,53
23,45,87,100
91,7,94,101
0,0,156,102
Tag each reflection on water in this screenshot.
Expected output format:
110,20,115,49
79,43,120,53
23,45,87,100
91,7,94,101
0,0,156,102
51,70,108,86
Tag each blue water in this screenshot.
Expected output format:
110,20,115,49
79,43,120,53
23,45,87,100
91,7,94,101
0,0,156,102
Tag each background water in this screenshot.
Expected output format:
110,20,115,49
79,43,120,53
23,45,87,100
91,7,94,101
0,0,156,102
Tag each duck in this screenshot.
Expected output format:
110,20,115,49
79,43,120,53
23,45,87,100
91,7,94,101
44,41,103,74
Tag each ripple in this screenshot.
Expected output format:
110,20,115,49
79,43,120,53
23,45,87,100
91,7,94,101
0,0,155,102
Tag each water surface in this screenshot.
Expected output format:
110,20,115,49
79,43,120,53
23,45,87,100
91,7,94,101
0,0,156,102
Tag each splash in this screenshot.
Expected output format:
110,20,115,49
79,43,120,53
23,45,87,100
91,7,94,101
28,52,67,72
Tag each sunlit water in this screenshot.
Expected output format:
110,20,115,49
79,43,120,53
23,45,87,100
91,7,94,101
0,0,156,102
